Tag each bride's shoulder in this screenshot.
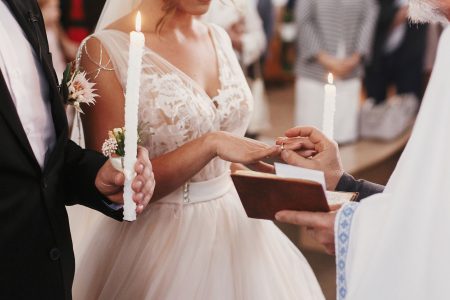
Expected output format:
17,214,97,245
76,32,119,75
205,22,232,46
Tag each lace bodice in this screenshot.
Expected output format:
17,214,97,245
89,24,253,182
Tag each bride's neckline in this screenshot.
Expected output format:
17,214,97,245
103,24,225,103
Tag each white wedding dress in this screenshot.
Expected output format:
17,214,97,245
70,23,324,300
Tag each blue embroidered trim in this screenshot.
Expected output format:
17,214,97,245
336,202,359,300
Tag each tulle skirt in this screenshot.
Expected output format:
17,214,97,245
70,174,324,300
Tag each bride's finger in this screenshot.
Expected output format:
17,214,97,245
278,137,315,149
247,161,276,174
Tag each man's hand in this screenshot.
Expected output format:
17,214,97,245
317,52,361,78
276,126,344,190
95,147,155,215
275,210,337,255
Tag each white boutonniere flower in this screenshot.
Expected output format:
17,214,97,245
62,62,98,114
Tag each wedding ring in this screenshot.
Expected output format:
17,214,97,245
281,143,285,151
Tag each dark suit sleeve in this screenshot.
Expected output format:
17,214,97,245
335,172,385,201
63,140,123,221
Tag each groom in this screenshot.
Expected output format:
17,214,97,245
0,0,155,299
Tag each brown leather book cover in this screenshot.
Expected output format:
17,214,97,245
231,170,357,220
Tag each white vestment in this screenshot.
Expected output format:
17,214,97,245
335,26,450,300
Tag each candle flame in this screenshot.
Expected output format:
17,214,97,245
328,73,334,84
135,11,142,32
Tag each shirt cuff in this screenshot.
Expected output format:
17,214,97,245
335,172,358,192
102,199,123,211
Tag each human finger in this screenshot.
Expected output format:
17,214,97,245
329,203,343,211
280,149,316,169
282,141,315,152
131,175,145,193
275,210,324,227
135,204,145,215
284,126,330,148
295,150,317,158
114,172,125,186
133,192,144,206
276,137,315,150
248,161,275,174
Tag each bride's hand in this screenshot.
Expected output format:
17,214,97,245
208,132,281,164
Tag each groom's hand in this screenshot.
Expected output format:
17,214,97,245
275,210,337,255
95,147,155,214
276,126,344,191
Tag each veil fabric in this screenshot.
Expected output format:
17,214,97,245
335,26,450,300
95,0,142,32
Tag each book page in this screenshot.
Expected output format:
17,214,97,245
274,163,326,190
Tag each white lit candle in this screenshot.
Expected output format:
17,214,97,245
322,73,337,139
123,11,145,221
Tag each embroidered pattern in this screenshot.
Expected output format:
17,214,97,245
87,26,252,183
336,202,359,300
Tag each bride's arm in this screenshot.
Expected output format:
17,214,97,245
79,38,280,202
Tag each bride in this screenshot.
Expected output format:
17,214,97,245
70,0,324,299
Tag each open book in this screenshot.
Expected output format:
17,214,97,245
231,163,357,220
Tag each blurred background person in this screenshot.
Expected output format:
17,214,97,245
203,0,269,139
57,0,106,145
294,0,378,144
38,0,66,80
60,0,106,46
364,0,428,105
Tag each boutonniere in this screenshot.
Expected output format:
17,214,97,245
61,61,98,113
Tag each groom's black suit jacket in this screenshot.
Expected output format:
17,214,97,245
0,0,122,299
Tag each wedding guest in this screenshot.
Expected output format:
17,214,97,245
60,0,106,43
0,0,155,299
38,0,83,146
256,0,276,62
203,0,269,139
364,0,428,104
38,0,81,73
38,0,66,79
294,0,378,144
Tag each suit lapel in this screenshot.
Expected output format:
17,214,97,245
2,0,69,173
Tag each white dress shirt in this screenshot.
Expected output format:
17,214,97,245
0,1,56,169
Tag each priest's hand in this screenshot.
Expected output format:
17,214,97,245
275,209,338,255
95,147,155,214
276,126,344,191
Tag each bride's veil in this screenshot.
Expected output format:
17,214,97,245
95,0,142,32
